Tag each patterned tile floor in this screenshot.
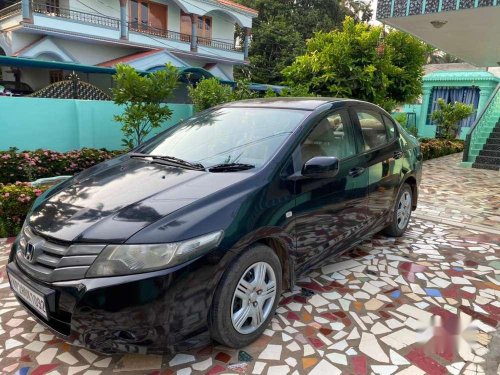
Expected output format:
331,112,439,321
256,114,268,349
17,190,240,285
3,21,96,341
0,153,499,375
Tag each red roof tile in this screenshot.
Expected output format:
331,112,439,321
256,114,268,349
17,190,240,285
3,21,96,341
216,0,258,15
97,49,163,67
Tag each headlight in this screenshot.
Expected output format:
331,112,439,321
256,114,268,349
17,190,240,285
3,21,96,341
86,230,223,277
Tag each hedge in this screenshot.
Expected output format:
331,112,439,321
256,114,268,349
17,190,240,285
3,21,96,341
0,148,123,184
0,182,48,237
419,138,465,161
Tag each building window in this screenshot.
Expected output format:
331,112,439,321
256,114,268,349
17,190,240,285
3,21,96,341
180,11,212,41
130,1,167,32
49,70,64,83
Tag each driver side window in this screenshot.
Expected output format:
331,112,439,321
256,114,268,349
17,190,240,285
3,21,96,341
300,110,356,164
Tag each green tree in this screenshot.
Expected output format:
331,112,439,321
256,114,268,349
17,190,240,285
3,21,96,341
282,17,427,111
188,78,258,112
187,77,233,112
234,0,369,84
431,98,474,139
113,64,178,149
236,17,305,84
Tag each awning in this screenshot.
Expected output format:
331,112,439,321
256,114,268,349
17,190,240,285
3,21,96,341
0,55,128,74
0,55,288,91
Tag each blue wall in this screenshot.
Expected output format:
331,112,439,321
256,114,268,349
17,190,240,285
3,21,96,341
0,97,194,151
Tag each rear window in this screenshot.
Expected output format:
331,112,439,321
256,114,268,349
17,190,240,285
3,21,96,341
356,110,388,150
382,115,397,139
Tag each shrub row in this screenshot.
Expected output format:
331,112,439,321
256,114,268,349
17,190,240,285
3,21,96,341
419,138,465,161
0,182,48,237
0,148,123,184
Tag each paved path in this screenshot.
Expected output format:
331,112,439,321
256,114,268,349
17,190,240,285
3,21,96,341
0,153,499,375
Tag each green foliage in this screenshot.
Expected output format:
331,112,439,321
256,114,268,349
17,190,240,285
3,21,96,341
0,148,123,184
282,17,427,111
430,98,474,139
187,78,233,112
112,64,178,149
393,112,407,126
232,79,258,101
419,138,465,160
279,84,315,97
188,78,260,112
234,0,371,84
0,182,48,237
393,112,418,137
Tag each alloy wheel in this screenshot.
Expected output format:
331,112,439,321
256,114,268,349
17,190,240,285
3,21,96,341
396,190,412,229
231,261,277,334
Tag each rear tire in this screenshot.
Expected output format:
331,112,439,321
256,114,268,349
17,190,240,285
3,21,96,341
209,244,282,348
383,183,413,237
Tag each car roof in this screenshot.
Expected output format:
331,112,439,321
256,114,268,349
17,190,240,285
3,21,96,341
222,97,370,111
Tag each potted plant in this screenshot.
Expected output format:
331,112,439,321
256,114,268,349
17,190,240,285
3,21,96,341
430,98,474,139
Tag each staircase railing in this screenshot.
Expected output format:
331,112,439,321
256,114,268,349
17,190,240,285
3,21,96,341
463,82,500,162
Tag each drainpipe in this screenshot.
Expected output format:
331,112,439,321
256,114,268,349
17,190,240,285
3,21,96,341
22,0,32,22
119,0,128,40
190,14,198,52
243,27,251,61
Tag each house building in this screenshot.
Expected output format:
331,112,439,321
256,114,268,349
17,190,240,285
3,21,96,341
0,0,257,93
377,0,500,170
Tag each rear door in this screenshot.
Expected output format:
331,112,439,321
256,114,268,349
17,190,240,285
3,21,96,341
291,109,370,271
350,106,403,229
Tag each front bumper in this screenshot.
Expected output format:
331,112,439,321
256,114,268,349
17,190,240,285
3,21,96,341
7,241,228,354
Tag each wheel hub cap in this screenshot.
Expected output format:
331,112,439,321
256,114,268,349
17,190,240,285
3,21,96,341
231,262,277,334
396,190,412,229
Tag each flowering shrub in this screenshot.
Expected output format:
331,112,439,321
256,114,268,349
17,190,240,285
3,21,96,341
0,148,123,184
0,182,48,237
420,138,465,161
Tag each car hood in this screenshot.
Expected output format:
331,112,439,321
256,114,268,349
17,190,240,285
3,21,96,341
28,158,250,243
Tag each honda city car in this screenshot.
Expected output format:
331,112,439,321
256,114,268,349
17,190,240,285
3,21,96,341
7,98,422,354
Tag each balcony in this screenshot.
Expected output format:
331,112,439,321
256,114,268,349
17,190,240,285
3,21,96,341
127,23,241,52
0,2,21,22
32,2,120,29
0,1,244,56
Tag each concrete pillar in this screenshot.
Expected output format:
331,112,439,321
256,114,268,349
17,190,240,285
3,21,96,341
22,0,32,22
190,14,198,52
119,0,128,40
243,27,251,60
477,85,493,117
419,86,433,137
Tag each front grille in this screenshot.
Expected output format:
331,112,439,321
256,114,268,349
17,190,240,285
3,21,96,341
16,226,105,282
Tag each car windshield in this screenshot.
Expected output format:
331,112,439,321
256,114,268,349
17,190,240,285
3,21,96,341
138,107,309,169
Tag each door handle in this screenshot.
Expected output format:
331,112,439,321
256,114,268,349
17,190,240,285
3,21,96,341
394,151,404,160
349,167,365,177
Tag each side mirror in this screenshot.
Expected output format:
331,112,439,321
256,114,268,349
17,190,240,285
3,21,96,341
302,156,340,179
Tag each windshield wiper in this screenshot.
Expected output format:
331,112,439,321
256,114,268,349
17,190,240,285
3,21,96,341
208,163,255,172
129,153,205,171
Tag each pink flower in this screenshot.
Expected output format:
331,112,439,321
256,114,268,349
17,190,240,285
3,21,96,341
3,193,9,198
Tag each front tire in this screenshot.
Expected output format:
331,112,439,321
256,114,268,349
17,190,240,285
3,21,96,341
209,244,282,348
383,183,413,237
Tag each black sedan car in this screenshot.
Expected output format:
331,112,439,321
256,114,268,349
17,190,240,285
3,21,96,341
7,98,422,354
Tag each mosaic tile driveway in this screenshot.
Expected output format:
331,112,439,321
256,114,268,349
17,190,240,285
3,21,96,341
0,153,499,375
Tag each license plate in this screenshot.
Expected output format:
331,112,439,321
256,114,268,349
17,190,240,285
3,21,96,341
9,273,48,319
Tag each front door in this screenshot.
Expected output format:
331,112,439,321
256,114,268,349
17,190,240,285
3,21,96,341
291,109,369,271
351,107,402,229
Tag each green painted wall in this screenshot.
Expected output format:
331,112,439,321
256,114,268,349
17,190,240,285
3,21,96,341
0,97,194,151
399,71,499,140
